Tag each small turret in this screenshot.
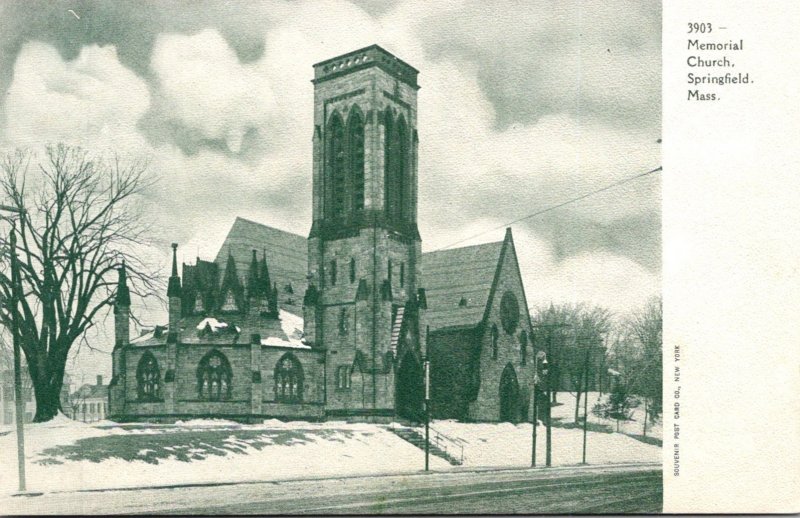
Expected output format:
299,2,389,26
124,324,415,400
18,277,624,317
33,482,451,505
247,249,260,300
259,250,271,293
114,261,131,349
268,282,279,315
219,252,243,312
167,244,182,340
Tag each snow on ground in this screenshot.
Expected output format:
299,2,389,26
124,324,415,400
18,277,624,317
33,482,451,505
550,391,663,440
0,417,448,495
0,407,660,495
423,419,660,468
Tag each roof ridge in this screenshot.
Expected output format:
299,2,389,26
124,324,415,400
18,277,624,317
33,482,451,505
233,216,305,240
422,239,504,256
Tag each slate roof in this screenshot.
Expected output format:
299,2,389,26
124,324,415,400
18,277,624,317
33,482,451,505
214,217,308,316
202,217,508,332
422,240,505,331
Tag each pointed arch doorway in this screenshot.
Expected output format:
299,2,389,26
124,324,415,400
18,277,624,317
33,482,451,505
395,352,424,422
499,363,520,423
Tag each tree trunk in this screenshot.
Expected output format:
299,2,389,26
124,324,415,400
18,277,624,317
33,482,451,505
31,366,64,422
642,398,648,437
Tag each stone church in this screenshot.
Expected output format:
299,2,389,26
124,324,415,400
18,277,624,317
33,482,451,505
109,45,537,423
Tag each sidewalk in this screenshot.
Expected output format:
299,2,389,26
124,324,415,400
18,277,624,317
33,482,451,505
1,461,661,515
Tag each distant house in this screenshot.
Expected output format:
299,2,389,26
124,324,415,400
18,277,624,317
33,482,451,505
0,369,71,424
69,376,109,423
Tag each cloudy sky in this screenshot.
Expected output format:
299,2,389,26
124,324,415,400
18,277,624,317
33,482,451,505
0,0,660,379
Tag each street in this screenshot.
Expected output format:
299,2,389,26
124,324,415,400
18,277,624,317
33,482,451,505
3,463,661,515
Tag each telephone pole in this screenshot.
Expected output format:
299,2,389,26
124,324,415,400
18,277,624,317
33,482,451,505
532,322,570,467
2,205,28,493
424,358,430,472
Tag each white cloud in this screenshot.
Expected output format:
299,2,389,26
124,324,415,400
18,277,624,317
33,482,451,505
150,29,277,153
4,42,150,152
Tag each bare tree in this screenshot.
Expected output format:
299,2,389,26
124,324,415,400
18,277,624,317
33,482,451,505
627,297,663,436
0,144,160,422
531,303,612,421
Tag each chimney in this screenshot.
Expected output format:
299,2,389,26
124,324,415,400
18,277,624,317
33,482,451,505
96,375,103,386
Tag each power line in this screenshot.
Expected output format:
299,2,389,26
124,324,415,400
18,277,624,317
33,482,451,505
435,165,662,251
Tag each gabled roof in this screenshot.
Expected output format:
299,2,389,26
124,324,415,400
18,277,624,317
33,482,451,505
422,240,505,331
72,383,108,400
214,217,308,316
205,217,519,332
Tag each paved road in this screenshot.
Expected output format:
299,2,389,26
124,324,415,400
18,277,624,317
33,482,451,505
4,463,661,515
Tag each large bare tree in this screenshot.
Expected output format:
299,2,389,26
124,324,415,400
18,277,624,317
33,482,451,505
0,144,160,422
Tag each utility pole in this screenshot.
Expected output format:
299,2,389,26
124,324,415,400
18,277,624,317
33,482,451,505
10,222,26,492
581,342,591,464
424,358,430,472
531,350,547,467
531,322,571,468
545,333,552,467
2,205,28,494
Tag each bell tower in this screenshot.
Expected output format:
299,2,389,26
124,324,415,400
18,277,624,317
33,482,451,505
305,45,427,420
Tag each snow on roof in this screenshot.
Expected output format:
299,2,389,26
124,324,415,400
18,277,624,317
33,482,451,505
261,310,309,349
196,317,241,334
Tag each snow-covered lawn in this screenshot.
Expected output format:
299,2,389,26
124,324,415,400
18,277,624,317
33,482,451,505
415,419,660,469
550,391,663,441
0,411,660,495
0,415,449,494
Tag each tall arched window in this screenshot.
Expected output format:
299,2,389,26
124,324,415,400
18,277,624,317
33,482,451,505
491,324,499,360
349,257,356,283
326,112,346,219
197,350,233,401
385,112,408,225
136,352,161,401
394,116,407,223
348,107,365,213
520,331,528,366
275,354,304,403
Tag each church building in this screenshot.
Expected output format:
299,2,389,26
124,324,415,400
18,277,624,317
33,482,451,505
108,45,537,423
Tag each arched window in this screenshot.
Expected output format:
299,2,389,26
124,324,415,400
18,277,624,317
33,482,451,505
348,107,365,213
197,350,233,401
385,112,408,225
388,259,393,283
349,258,356,283
400,262,405,287
336,366,351,389
326,112,346,219
520,331,528,366
339,307,349,334
275,354,304,403
491,324,499,360
136,352,161,401
330,260,337,286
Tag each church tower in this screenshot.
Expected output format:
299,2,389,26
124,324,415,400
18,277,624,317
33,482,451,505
305,45,427,420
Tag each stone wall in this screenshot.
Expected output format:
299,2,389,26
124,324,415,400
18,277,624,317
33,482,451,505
469,239,534,422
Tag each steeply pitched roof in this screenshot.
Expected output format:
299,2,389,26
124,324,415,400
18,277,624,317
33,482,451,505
72,383,108,400
214,217,308,316
205,217,513,332
422,240,505,331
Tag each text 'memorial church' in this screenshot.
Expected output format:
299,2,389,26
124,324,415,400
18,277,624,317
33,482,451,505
109,46,537,423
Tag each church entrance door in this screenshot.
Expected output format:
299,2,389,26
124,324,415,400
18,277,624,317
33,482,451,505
396,353,424,422
499,363,520,423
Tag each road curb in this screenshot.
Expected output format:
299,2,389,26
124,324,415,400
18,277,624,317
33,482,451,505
37,461,660,496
